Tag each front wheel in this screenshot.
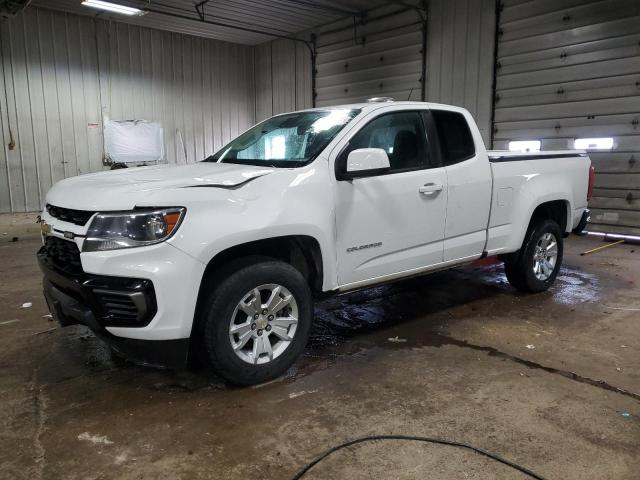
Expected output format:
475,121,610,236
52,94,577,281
199,259,312,386
504,219,563,293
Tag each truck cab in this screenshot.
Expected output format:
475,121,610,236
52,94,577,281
332,102,493,288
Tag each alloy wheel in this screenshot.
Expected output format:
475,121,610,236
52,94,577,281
532,232,558,281
228,284,299,365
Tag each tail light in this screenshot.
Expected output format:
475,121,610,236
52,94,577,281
587,165,595,201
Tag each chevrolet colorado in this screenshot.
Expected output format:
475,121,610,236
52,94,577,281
38,100,594,385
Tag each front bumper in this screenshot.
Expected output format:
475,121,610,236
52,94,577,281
38,246,190,368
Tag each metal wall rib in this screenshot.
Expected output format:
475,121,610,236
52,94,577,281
254,38,312,122
494,0,640,235
0,7,255,213
426,0,496,145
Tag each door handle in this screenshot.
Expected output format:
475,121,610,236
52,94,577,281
419,183,443,195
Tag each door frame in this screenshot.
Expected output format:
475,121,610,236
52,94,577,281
329,105,449,289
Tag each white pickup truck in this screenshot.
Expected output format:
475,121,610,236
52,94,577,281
38,100,594,385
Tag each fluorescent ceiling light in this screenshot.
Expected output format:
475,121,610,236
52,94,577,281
508,140,541,152
81,0,145,16
574,137,614,150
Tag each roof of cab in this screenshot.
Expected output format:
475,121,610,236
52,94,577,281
297,101,469,114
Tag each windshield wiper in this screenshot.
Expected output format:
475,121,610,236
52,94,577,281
220,159,280,168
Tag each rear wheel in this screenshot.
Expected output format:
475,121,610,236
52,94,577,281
504,219,563,293
199,259,312,386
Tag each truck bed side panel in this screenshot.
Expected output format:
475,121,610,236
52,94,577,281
486,156,590,255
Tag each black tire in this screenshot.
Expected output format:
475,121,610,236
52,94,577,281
199,258,312,386
504,218,563,293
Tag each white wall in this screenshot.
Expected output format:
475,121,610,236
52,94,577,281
254,38,312,122
0,7,255,213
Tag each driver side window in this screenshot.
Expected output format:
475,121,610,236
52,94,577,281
345,111,431,173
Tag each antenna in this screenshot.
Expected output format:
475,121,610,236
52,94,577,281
407,87,414,100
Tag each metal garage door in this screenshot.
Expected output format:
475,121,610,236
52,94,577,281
315,5,425,106
493,0,640,235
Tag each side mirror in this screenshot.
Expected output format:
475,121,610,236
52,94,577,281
340,148,390,179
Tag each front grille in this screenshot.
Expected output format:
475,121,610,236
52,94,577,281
46,204,96,226
42,236,83,274
38,241,157,328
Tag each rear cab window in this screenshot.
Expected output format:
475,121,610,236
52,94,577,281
430,110,475,166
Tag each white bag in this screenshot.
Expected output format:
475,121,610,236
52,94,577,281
104,120,164,163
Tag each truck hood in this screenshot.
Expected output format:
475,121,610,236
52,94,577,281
45,162,274,211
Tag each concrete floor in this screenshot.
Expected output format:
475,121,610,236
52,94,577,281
0,213,638,480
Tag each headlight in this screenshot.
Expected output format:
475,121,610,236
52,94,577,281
83,207,185,252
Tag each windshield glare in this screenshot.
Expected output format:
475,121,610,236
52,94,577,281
205,109,360,167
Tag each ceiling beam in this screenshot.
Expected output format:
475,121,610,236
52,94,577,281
276,0,360,16
0,0,32,21
143,5,314,49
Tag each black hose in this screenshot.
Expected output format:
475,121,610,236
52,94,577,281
290,434,548,480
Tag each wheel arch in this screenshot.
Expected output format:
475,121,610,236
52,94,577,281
503,210,565,293
515,198,570,252
190,235,323,338
201,234,323,289
498,198,571,258
528,199,570,235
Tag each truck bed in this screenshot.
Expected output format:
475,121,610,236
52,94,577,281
485,150,591,256
487,150,588,162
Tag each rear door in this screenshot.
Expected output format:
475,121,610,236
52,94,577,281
428,109,492,262
334,109,447,287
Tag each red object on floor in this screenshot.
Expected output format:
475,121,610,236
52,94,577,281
471,256,500,267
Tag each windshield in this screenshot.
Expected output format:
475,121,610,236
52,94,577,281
204,109,360,167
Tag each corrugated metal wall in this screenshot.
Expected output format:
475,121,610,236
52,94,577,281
254,38,312,121
315,5,425,107
311,0,496,145
12,0,635,234
494,0,640,235
0,2,499,212
426,0,496,145
0,7,255,213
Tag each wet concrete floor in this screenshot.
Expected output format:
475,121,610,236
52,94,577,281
0,213,638,479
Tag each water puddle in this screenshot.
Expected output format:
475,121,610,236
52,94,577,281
552,268,600,304
478,264,601,305
38,263,606,389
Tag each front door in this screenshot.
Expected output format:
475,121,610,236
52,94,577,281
334,110,447,287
